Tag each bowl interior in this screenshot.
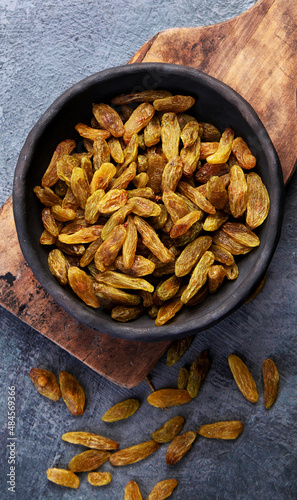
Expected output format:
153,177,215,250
13,63,284,342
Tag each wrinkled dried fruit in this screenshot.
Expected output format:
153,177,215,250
112,162,137,190
223,262,239,280
134,216,173,263
228,165,248,218
210,244,234,266
180,136,201,177
201,122,221,141
62,431,118,450
98,189,127,213
123,103,155,143
56,242,85,258
228,354,259,403
170,210,202,239
144,115,161,147
42,207,62,237
131,197,161,217
90,163,117,192
154,275,181,304
111,90,172,105
62,186,79,210
119,134,139,171
101,201,134,240
166,336,193,366
155,297,184,326
68,266,100,308
262,358,279,409
187,350,211,398
208,265,226,293
246,172,270,229
207,127,234,164
153,261,176,277
181,251,215,303
177,366,189,389
53,180,68,197
80,156,93,182
116,255,155,277
222,222,260,247
178,113,197,130
94,282,140,306
148,304,158,318
147,389,191,408
198,420,243,439
29,368,61,401
46,468,79,489
175,236,212,277
161,113,181,161
109,440,160,466
96,270,154,292
165,431,196,465
161,156,184,192
162,189,189,223
202,211,229,232
124,480,143,500
245,276,266,303
42,140,76,188
94,225,126,271
154,95,195,113
146,153,167,194
75,123,111,140
59,370,86,415
152,416,185,443
36,90,270,328
147,479,178,500
85,190,105,225
212,230,251,256
51,205,76,222
58,225,103,244
102,399,140,422
92,103,124,137
178,181,216,214
34,186,62,207
88,471,112,486
68,449,110,472
139,290,153,308
111,305,144,322
206,175,228,209
195,162,229,184
132,172,149,188
56,241,85,256
70,166,89,209
48,249,68,285
109,137,125,163
120,215,137,269
232,137,256,169
181,120,199,147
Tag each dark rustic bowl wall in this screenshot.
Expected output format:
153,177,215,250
13,63,284,341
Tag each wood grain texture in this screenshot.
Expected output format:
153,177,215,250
130,0,297,185
0,197,169,388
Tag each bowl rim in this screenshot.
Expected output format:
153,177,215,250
13,62,285,342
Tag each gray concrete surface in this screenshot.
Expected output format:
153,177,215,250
1,1,297,499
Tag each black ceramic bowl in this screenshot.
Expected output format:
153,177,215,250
13,63,284,342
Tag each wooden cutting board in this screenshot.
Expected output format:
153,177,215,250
0,0,295,387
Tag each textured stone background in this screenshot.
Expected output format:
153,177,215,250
1,1,297,499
